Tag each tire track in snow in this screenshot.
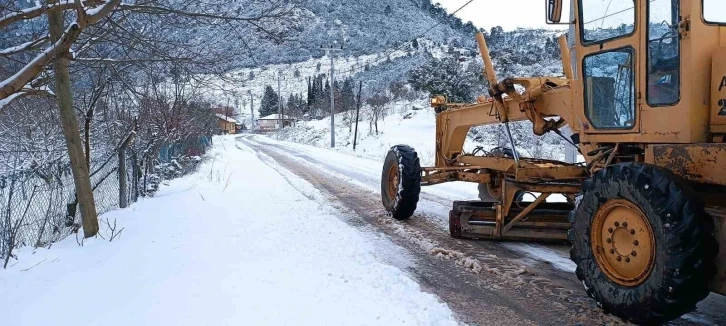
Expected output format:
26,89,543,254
248,136,591,292
251,136,586,278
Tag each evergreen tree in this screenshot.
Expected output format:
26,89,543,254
287,94,299,118
306,76,313,112
259,85,279,117
408,54,479,103
341,78,356,111
384,4,393,16
320,78,331,112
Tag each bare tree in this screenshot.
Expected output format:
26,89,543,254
0,0,302,238
366,94,389,135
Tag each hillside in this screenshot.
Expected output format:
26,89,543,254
240,0,479,66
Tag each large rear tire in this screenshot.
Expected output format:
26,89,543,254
569,163,717,324
381,145,421,220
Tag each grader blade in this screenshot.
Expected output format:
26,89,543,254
449,200,572,241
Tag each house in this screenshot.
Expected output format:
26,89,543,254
258,114,297,131
215,113,238,134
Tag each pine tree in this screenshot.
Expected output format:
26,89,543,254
306,76,313,112
408,54,479,103
259,85,279,117
320,78,331,113
384,4,393,16
341,78,356,112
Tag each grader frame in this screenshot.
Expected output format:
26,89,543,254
381,1,726,320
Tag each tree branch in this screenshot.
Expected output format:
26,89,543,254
0,37,50,56
0,23,81,102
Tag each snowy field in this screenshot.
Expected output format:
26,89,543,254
0,136,458,326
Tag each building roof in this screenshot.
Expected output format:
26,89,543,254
259,114,296,120
215,113,238,123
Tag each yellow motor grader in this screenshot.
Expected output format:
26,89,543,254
380,0,725,323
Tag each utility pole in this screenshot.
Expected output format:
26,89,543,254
277,71,283,129
321,44,343,147
248,90,255,132
353,81,362,151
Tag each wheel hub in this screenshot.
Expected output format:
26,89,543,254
591,199,655,287
387,164,399,202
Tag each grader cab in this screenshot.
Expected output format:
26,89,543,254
380,0,726,324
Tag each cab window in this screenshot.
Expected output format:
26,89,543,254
703,0,726,24
583,48,636,129
579,0,636,44
647,0,680,106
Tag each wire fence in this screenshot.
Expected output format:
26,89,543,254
0,137,211,265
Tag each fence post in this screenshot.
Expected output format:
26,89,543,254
118,148,128,208
118,123,137,209
131,151,139,202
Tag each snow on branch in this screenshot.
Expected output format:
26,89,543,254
117,4,292,22
0,0,111,29
0,87,56,111
0,0,121,107
0,23,81,104
0,37,49,56
0,1,75,29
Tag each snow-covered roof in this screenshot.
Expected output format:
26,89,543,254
259,114,296,120
215,114,238,123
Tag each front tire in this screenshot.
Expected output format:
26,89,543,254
569,163,716,324
381,145,421,220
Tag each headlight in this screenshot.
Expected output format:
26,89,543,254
430,95,446,106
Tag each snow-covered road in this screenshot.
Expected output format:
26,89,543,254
238,134,726,326
0,136,459,326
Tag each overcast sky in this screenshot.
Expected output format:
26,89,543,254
438,1,726,31
437,0,570,31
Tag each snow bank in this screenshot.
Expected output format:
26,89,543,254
0,135,458,326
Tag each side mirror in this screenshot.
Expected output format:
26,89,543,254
546,0,563,24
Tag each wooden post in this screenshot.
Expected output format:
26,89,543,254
118,149,128,208
131,151,139,202
47,7,99,237
353,81,362,150
118,123,138,208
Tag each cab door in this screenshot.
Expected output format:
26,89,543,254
573,0,644,135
